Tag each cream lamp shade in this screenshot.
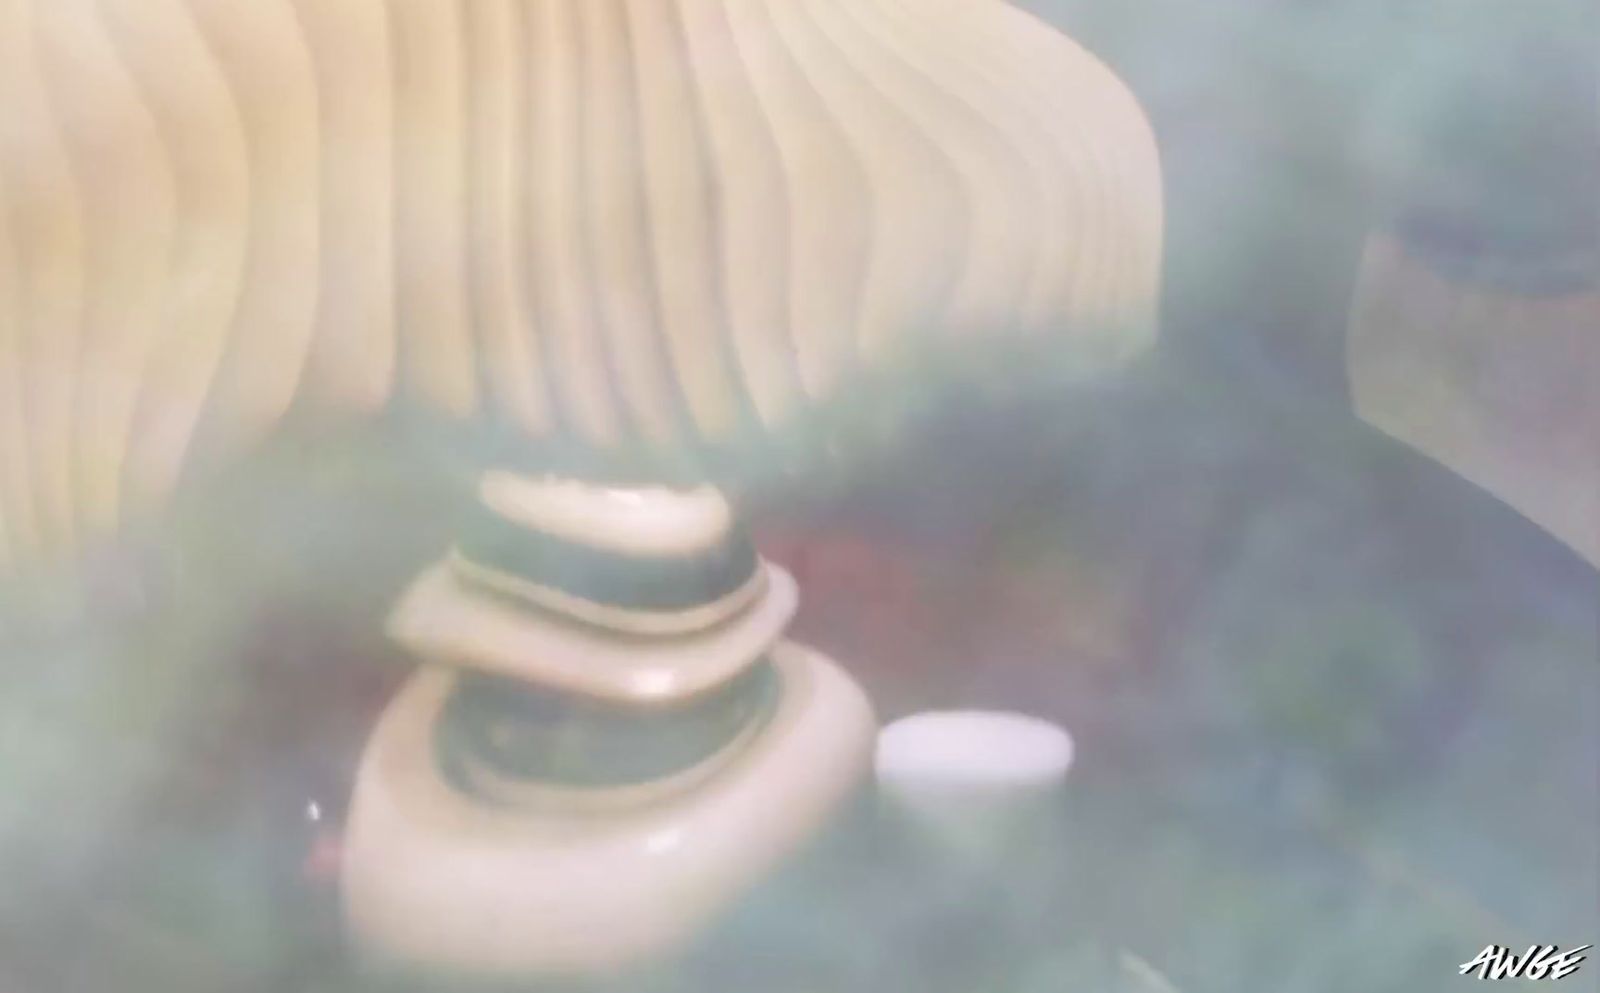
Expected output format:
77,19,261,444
0,0,1162,570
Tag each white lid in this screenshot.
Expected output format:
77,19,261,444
876,710,1074,791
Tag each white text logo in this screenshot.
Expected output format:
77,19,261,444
1458,944,1590,981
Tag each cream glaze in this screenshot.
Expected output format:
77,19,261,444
342,643,877,978
387,560,797,705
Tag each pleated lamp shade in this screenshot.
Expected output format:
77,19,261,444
0,0,1162,570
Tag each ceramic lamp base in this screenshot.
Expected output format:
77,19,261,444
340,642,875,980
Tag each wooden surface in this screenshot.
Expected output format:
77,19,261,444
0,360,1592,992
1349,236,1598,566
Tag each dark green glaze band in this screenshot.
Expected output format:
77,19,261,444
453,502,760,614
435,661,778,791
